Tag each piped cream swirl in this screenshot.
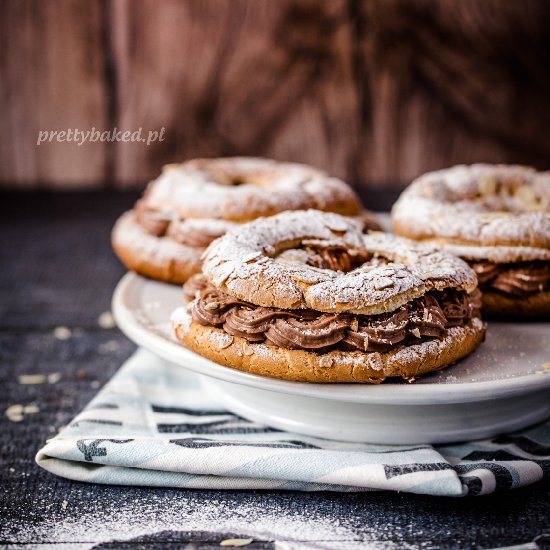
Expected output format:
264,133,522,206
191,284,482,353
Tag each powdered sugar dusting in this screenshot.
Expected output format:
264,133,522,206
4,489,390,549
392,164,550,249
167,217,238,247
203,210,364,309
208,331,234,350
203,212,478,314
170,306,192,331
422,242,550,263
123,272,549,386
306,263,427,314
391,322,477,368
142,157,361,221
365,232,477,290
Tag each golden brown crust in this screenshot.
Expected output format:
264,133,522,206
480,289,550,320
112,211,203,284
175,314,486,383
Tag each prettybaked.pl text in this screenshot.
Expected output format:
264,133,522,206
36,127,166,146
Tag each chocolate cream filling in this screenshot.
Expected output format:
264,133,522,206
190,284,482,353
135,201,172,237
135,202,225,248
471,261,550,297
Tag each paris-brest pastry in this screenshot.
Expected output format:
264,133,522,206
172,210,485,383
392,164,550,318
112,157,378,284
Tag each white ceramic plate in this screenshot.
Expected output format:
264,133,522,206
112,272,550,443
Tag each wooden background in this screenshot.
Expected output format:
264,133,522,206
2,0,550,191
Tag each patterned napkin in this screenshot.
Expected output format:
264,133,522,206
36,349,550,496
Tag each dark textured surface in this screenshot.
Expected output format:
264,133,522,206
0,191,549,549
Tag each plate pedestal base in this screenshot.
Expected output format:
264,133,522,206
201,376,550,444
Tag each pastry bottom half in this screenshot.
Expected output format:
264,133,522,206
175,316,486,383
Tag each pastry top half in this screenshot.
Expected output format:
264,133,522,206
138,157,363,223
201,209,478,315
391,164,550,260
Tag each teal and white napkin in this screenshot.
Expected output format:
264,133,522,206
36,349,550,496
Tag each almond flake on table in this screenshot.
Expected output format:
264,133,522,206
220,539,253,547
18,374,46,385
5,404,40,422
53,326,72,340
98,311,116,329
18,373,61,384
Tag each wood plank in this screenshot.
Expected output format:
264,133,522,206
356,0,550,186
110,0,550,189
111,0,360,187
2,0,550,189
0,0,109,188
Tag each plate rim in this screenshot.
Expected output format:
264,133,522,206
112,272,550,405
